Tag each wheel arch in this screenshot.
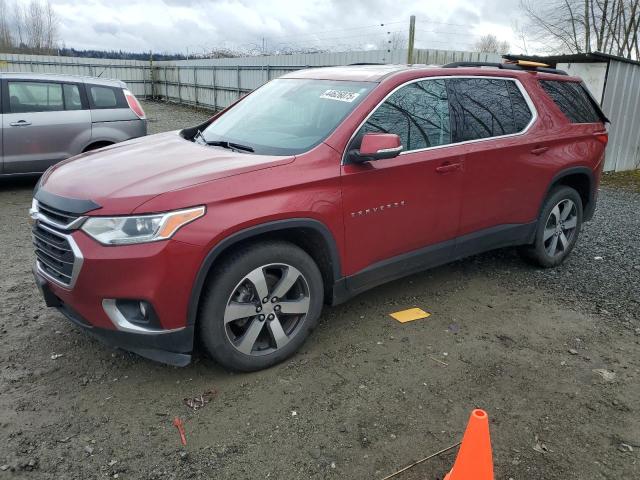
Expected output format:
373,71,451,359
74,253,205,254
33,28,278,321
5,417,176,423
542,167,596,222
82,140,114,152
187,218,342,327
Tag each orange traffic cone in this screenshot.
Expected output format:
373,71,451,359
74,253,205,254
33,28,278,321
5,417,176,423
444,409,494,480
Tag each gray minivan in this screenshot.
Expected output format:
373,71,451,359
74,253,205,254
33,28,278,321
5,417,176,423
1,73,147,175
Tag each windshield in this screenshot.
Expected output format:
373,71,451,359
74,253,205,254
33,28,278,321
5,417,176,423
201,78,375,155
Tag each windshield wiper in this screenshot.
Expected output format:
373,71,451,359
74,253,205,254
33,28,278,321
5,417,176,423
204,140,255,153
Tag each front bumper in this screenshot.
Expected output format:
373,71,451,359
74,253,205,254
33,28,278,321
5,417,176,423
32,220,205,366
34,268,194,366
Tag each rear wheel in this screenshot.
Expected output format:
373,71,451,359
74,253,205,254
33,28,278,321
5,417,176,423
520,186,583,268
198,241,323,371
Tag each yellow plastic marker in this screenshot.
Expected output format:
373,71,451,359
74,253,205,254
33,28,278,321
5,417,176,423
390,308,431,323
516,60,550,68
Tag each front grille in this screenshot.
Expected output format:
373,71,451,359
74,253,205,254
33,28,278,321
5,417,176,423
37,202,81,226
33,223,76,286
31,201,83,288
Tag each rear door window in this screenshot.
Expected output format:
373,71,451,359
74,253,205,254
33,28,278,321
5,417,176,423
8,81,64,113
540,80,602,123
88,85,127,109
447,78,532,142
63,84,83,110
358,78,451,151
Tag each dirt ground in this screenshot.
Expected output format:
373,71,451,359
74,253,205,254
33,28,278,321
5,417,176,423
1,101,638,479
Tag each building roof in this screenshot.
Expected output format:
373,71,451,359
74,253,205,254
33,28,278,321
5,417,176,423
503,52,640,68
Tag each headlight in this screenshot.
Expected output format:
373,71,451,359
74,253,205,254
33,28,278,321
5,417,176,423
81,206,205,245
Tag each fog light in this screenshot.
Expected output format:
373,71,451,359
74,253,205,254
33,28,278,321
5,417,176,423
114,299,160,328
139,301,148,319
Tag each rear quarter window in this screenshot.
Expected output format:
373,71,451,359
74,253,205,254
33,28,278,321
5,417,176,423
539,80,602,123
88,85,127,109
447,78,533,142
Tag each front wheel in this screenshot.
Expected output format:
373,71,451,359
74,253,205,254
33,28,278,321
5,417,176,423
520,186,583,268
198,241,324,371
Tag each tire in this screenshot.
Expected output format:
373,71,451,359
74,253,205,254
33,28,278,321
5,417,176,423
520,186,583,268
197,241,324,372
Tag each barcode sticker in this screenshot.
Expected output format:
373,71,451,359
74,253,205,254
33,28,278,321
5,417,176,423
319,90,360,102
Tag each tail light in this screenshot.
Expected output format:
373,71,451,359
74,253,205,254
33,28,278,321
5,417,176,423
593,132,609,145
124,89,146,119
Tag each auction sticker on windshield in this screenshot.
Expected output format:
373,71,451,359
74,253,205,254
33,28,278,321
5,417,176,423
320,90,361,102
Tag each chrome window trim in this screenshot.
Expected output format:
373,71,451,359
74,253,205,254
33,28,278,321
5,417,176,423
341,75,538,165
377,146,403,154
34,222,84,290
102,299,185,335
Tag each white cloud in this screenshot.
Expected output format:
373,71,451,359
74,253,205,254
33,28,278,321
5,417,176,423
50,0,522,54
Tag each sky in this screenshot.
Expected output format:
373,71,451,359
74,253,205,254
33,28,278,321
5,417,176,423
51,0,524,55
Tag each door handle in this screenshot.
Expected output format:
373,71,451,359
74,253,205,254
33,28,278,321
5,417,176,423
531,146,549,155
435,162,462,174
9,120,32,127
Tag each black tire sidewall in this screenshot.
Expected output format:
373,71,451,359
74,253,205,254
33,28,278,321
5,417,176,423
198,242,324,372
531,186,583,268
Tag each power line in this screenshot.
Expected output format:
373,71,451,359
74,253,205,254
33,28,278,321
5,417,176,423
416,29,483,38
260,21,406,41
416,18,478,28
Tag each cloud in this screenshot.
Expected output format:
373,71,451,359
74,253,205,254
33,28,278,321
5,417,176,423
50,0,521,54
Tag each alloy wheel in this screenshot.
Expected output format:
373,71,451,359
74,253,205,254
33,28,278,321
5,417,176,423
223,263,311,356
543,199,578,257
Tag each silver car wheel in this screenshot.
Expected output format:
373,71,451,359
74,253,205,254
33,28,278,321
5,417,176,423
543,199,578,257
223,263,311,356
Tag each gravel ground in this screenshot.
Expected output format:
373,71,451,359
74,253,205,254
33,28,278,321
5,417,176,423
0,101,638,479
144,100,214,135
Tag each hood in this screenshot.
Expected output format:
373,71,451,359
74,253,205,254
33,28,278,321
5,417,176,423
39,132,294,214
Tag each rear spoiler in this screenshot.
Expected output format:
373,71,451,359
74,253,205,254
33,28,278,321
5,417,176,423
580,82,610,124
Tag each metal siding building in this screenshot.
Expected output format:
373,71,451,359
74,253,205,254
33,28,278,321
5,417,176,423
601,59,640,171
505,53,640,172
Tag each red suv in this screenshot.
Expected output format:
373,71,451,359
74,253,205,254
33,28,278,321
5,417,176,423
31,62,609,371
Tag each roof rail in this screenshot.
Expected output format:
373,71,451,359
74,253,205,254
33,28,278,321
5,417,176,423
348,62,385,66
442,61,568,76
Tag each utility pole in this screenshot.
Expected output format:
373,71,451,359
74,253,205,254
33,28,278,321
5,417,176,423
407,15,416,64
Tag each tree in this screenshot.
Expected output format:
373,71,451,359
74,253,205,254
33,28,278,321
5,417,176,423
520,0,640,59
0,0,59,54
474,34,510,54
0,0,12,49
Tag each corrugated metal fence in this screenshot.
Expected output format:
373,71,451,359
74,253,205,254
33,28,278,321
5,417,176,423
0,53,151,97
601,59,640,172
153,49,500,110
1,49,500,111
8,50,635,171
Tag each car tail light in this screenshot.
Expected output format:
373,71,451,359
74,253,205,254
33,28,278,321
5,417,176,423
124,89,146,119
593,132,609,145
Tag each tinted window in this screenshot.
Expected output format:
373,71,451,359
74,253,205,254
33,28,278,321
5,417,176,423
88,85,126,109
358,79,451,151
506,81,533,131
447,78,530,142
63,84,83,110
540,80,602,123
8,82,64,113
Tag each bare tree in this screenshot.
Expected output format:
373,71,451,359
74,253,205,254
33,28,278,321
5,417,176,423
474,34,510,54
0,0,13,49
520,0,640,59
0,0,59,54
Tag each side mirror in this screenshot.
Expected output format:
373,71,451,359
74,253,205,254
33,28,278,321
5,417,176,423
349,133,403,163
